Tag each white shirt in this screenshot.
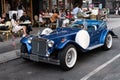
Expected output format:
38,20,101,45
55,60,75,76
11,19,23,33
72,7,83,18
11,19,18,27
39,14,43,22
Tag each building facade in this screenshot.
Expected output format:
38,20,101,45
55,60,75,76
93,0,120,14
0,0,72,20
0,0,73,22
0,0,33,20
1,0,120,19
106,0,120,14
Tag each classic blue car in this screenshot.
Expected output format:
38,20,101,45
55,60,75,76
20,19,114,70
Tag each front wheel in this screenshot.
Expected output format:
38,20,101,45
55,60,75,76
21,44,28,53
21,44,30,60
58,44,77,71
103,33,112,50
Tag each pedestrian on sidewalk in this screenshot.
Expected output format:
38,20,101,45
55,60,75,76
115,7,119,15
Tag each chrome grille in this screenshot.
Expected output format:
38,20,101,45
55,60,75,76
31,38,47,56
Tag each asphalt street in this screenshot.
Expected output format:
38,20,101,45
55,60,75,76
0,17,120,80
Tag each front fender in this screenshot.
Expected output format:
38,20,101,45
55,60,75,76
55,40,76,50
20,37,32,53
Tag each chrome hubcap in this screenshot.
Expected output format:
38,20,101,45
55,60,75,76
65,48,77,68
106,34,112,48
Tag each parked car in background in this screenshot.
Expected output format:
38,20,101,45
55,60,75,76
20,19,115,71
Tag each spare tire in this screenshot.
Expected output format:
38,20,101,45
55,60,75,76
75,30,90,49
41,28,53,35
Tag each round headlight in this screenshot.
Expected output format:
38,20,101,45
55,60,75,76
47,40,54,47
28,37,33,44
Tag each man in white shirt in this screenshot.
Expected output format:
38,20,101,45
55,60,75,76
72,4,83,19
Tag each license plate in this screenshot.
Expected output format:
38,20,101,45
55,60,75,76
30,54,39,62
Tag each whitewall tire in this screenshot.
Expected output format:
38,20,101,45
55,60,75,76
58,44,77,71
103,33,112,50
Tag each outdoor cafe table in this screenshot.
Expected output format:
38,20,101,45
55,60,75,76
19,21,32,34
19,21,31,25
0,24,5,27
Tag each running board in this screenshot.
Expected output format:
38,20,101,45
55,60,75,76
87,44,103,50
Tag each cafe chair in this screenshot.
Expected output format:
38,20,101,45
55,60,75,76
50,22,56,29
0,21,13,40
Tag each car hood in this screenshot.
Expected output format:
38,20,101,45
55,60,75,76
40,28,79,39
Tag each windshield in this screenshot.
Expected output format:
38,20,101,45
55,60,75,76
68,23,84,29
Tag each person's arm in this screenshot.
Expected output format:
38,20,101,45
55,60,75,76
0,18,5,23
57,14,60,18
79,8,83,13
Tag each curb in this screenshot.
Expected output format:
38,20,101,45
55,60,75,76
0,50,20,64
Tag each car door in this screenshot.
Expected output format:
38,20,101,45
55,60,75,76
87,25,100,46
